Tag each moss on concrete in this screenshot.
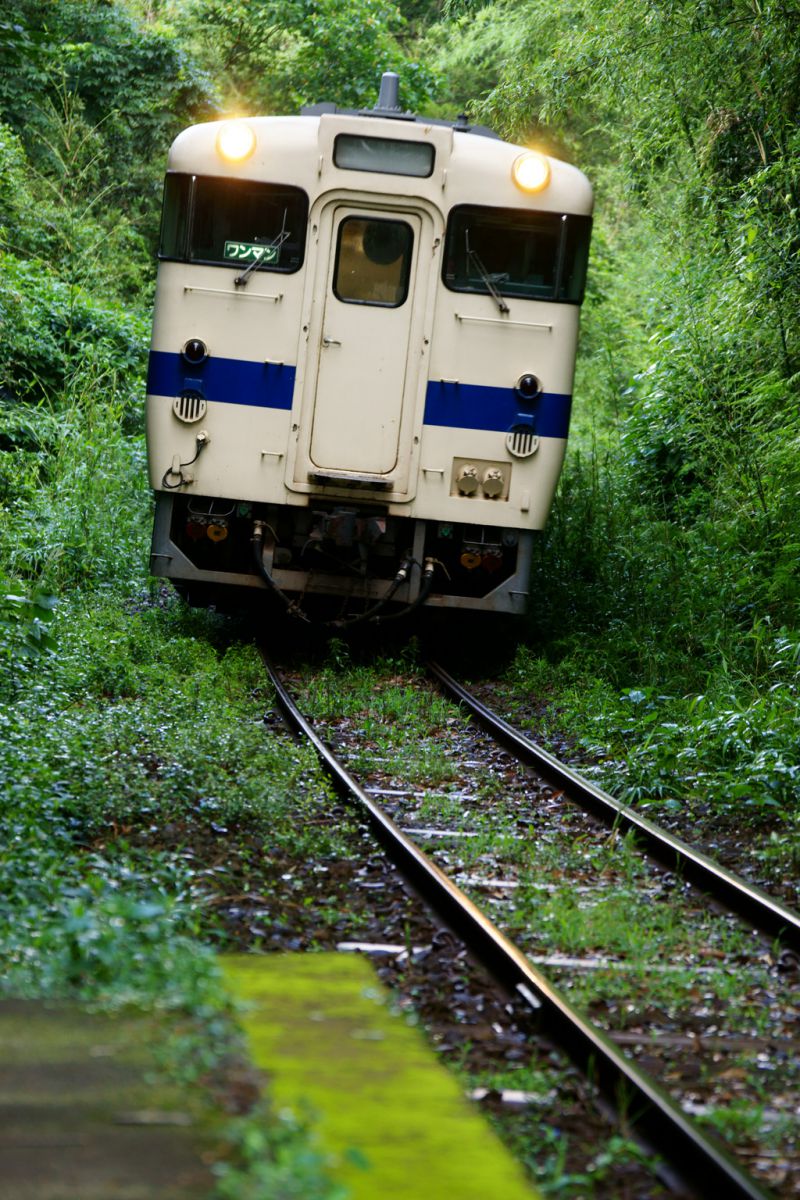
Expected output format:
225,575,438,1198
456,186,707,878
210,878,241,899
223,952,540,1199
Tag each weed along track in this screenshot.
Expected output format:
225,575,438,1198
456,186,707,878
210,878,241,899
427,660,800,952
262,648,800,1199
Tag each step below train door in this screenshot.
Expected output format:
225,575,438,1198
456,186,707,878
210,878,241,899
293,202,427,496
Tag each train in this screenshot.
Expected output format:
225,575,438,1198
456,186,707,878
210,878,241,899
145,73,592,622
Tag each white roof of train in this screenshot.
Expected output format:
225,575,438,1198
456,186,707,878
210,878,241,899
166,112,594,217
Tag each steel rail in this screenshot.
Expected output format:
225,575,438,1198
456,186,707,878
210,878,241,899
261,646,772,1200
427,659,800,953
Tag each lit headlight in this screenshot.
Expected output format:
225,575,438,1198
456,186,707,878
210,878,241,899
216,121,256,163
512,151,551,194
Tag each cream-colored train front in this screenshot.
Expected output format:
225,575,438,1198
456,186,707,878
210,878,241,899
146,74,593,618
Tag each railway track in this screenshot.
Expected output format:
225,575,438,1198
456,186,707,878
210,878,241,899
261,646,800,1199
427,660,800,952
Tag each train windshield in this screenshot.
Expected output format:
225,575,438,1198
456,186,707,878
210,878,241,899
443,205,591,304
159,174,309,273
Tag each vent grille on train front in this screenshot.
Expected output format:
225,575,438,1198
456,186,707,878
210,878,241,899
505,426,540,459
173,391,207,424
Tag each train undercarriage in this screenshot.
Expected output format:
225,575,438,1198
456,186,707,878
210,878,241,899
150,492,533,617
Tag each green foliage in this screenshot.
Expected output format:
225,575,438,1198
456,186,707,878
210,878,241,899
618,629,800,815
418,2,527,118
504,625,800,838
213,1101,349,1200
0,253,148,402
0,587,57,687
0,2,216,221
280,0,437,110
474,0,800,365
21,83,155,299
0,362,150,603
179,0,437,113
0,122,39,255
0,590,343,993
473,0,800,167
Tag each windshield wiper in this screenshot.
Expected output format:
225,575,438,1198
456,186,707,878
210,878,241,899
234,209,290,287
465,229,509,314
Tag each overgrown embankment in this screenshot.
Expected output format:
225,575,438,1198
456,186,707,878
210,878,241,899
441,0,800,866
1,1,798,1193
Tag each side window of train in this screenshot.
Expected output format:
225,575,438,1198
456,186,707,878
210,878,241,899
333,217,414,307
158,173,309,273
442,205,592,304
159,174,191,258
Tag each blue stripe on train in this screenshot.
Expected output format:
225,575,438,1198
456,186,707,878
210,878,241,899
423,380,572,438
147,351,572,438
146,350,295,410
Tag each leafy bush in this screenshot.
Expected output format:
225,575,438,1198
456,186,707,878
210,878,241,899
0,363,150,595
179,0,437,113
213,1102,350,1200
0,2,215,226
0,585,56,697
0,253,148,403
0,122,39,256
506,624,800,834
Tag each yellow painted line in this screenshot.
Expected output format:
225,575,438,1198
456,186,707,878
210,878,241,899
222,952,540,1199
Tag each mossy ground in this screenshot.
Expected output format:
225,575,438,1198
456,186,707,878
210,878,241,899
224,952,540,1199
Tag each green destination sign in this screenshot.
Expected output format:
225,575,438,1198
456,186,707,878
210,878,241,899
224,241,278,263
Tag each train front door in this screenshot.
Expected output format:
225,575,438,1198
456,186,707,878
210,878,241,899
308,205,422,477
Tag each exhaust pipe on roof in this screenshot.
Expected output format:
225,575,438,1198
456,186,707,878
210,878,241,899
374,71,401,112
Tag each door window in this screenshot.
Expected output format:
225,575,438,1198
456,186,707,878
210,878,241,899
333,216,413,307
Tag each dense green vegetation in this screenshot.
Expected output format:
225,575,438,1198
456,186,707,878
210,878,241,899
469,0,800,869
1,0,798,1191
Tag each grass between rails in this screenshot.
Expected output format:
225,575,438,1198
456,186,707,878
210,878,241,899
293,660,674,1193
298,648,464,786
297,656,800,1180
297,657,785,993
